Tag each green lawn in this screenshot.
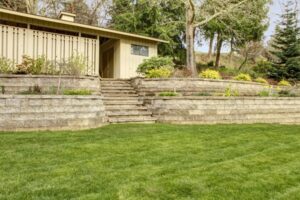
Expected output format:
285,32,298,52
1,124,300,200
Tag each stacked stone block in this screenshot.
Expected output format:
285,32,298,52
0,95,107,131
150,97,300,124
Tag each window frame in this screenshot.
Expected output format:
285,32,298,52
131,44,149,57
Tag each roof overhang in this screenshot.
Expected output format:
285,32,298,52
0,8,169,44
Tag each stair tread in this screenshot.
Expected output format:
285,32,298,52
103,97,140,100
100,79,156,124
105,106,148,110
104,102,143,106
101,86,134,90
109,116,157,123
106,111,152,116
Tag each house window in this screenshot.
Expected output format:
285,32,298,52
131,44,149,56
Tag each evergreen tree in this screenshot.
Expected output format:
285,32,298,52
270,0,300,81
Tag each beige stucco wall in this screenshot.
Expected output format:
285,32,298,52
118,39,158,79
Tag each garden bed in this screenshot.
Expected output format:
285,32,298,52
132,77,299,97
0,74,100,95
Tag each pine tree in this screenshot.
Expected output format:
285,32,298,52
270,0,300,81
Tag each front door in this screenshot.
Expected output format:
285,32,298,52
102,48,114,78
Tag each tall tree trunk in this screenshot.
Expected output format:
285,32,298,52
229,37,234,65
186,4,197,76
208,33,214,60
239,54,248,71
215,32,223,68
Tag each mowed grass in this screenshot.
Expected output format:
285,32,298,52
1,124,300,200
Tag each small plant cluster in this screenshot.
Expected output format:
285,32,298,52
198,67,293,88
159,91,179,97
17,85,92,96
199,69,221,79
137,57,174,78
234,73,252,82
63,89,92,95
257,85,298,97
0,57,14,74
278,80,292,87
224,86,239,97
0,54,87,76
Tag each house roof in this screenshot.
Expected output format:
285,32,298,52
0,8,168,43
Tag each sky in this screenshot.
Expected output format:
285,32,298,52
196,0,300,52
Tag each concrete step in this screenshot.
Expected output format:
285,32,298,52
103,96,140,100
102,93,139,97
101,78,130,81
102,90,137,94
105,105,147,110
101,84,132,88
101,86,135,90
109,116,157,124
101,80,131,84
103,100,142,105
106,110,152,117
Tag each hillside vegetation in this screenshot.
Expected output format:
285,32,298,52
195,52,258,70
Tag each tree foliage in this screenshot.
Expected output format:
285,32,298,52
269,0,300,81
0,0,38,14
200,0,270,68
109,0,186,64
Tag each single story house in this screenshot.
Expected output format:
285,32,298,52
0,8,167,78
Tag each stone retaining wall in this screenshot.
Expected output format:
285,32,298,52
149,97,300,124
0,75,100,94
0,95,107,131
132,78,295,96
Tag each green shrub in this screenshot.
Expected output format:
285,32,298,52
234,73,252,82
199,69,221,80
286,57,300,81
0,57,14,74
258,90,270,97
254,77,269,84
146,67,172,78
194,92,212,96
62,54,86,76
224,86,239,97
63,89,92,95
159,92,179,97
16,55,55,75
137,57,175,76
219,67,239,77
278,80,292,87
253,60,273,75
278,90,296,97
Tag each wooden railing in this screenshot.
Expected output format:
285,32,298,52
0,24,99,76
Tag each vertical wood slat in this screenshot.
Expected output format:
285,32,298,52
0,24,98,76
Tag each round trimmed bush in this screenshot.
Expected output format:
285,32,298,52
234,73,252,82
278,80,292,87
199,69,221,80
254,77,268,84
145,67,172,78
137,56,174,76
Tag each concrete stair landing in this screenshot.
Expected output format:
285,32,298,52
101,79,156,124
